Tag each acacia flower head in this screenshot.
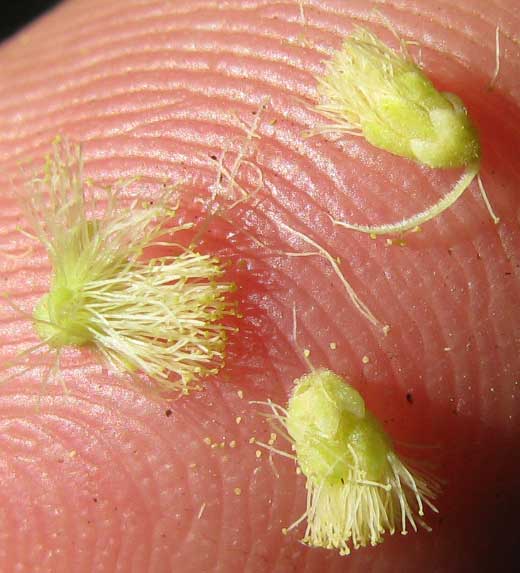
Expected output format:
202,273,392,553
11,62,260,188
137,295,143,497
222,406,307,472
263,368,439,555
314,27,498,234
18,137,236,393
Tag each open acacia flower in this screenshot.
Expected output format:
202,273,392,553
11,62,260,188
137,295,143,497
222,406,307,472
11,137,237,393
261,368,439,555
314,27,499,234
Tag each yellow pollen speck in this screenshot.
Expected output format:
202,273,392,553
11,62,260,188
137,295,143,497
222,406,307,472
249,437,256,444
234,488,242,496
303,349,311,358
203,437,212,446
237,390,244,399
256,450,262,458
235,416,242,425
362,355,370,364
229,440,237,448
329,342,337,350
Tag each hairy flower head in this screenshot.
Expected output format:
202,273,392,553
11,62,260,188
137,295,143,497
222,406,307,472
313,27,498,233
316,27,479,169
262,369,439,555
21,137,236,393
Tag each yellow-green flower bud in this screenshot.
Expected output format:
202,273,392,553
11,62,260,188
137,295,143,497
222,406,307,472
317,29,480,169
287,369,392,484
271,368,439,555
314,28,498,234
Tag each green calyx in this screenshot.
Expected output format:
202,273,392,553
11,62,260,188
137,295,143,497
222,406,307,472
286,369,392,484
33,282,93,347
362,70,480,168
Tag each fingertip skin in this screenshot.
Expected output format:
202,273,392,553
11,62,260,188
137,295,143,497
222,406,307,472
0,1,519,573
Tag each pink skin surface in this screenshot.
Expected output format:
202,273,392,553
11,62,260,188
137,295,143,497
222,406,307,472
0,1,519,571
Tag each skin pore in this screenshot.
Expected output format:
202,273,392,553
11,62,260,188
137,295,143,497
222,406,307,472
0,1,519,572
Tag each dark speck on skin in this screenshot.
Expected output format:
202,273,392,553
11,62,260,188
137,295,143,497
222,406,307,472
406,392,414,404
165,409,173,417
